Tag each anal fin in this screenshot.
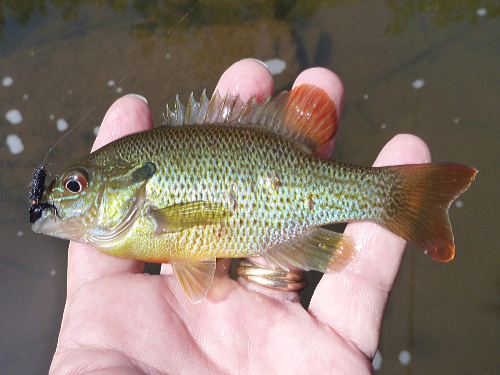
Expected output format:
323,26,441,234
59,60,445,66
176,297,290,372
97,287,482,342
261,228,356,273
171,257,216,303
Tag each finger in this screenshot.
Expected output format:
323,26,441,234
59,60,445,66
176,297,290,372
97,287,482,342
90,95,152,152
293,68,344,119
237,67,345,302
293,68,344,159
67,95,153,297
308,134,431,357
214,58,275,101
160,59,275,277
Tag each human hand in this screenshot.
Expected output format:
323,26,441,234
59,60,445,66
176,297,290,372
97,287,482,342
50,59,431,374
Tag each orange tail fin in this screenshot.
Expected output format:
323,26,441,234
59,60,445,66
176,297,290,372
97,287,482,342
379,163,477,262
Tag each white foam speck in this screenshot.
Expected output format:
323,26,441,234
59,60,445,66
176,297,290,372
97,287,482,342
116,87,123,94
166,53,171,59
17,230,23,237
373,350,383,371
2,76,14,87
6,134,24,154
363,93,369,100
6,109,23,124
476,8,487,16
455,200,464,208
454,117,460,124
49,114,55,120
398,350,411,365
57,118,69,132
50,270,56,276
107,80,115,87
264,58,286,75
22,94,28,100
412,79,425,89
93,126,100,136
381,123,387,129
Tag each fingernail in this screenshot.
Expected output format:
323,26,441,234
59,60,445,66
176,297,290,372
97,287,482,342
243,58,269,69
125,93,148,105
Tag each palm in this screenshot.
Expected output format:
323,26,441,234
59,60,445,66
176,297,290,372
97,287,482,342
55,266,371,373
50,60,431,374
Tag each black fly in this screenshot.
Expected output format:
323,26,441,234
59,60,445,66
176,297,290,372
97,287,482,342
29,166,56,223
29,166,47,205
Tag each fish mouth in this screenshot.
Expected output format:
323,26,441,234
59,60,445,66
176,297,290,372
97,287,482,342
29,202,56,223
31,205,70,240
31,203,89,242
31,206,55,231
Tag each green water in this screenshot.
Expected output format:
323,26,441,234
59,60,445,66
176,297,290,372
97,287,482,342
0,1,498,373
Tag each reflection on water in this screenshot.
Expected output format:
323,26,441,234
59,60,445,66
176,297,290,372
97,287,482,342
1,0,498,374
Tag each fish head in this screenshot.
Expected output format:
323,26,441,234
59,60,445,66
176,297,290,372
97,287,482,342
31,160,156,245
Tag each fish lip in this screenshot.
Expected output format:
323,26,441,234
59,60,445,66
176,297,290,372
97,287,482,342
31,205,69,239
31,208,54,232
29,202,55,223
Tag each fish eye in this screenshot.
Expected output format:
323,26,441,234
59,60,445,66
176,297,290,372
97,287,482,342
62,168,89,194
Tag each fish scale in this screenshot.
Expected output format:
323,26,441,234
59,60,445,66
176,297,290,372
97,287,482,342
83,124,391,260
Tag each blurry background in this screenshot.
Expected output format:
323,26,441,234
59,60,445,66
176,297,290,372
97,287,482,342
0,0,498,373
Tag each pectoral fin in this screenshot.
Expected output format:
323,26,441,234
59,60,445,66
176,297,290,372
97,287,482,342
171,257,216,303
261,228,356,272
148,201,229,234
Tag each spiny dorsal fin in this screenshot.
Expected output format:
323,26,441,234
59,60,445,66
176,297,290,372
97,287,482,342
163,84,339,154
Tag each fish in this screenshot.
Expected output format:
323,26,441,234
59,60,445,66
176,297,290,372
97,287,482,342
31,84,477,303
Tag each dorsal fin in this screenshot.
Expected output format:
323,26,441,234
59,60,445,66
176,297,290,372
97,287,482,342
163,84,339,154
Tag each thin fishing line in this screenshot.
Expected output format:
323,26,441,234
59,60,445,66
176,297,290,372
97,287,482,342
165,0,202,36
41,1,202,166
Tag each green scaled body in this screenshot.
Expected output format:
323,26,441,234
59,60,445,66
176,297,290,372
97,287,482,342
86,124,391,260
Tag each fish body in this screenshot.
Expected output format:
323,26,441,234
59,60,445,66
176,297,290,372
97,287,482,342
31,85,477,302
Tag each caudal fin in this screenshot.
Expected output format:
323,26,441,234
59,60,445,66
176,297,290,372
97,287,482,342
379,163,477,262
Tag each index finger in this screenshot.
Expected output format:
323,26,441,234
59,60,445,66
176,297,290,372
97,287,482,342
66,95,153,297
